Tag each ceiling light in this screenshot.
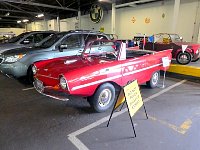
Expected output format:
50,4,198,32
5,12,10,16
17,20,21,23
98,0,112,3
22,19,29,22
36,14,44,18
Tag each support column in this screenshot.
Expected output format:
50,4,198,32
171,0,180,33
111,3,116,34
193,0,200,43
78,10,81,29
43,17,48,31
57,16,60,32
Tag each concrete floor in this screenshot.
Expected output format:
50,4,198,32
0,73,200,150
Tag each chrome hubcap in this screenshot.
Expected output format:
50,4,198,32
179,54,188,63
152,72,159,85
98,89,112,107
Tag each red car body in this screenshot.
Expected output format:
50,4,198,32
144,33,200,65
33,40,172,112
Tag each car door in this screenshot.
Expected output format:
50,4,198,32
54,34,83,58
120,57,148,86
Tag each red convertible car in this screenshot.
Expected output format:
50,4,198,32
144,33,200,65
33,40,172,112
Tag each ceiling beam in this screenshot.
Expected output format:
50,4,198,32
3,1,35,16
0,8,57,17
115,0,158,8
0,8,41,14
0,15,28,19
1,0,78,12
0,18,17,21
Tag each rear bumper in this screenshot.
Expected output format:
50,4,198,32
33,79,69,101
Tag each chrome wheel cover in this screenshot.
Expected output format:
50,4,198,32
152,72,159,85
98,88,112,107
179,54,189,63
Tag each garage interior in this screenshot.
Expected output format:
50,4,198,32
0,0,200,150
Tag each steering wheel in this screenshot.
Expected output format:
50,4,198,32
104,52,117,59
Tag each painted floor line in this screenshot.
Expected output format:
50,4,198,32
67,79,187,150
22,87,35,91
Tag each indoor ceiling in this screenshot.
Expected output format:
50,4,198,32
0,0,163,28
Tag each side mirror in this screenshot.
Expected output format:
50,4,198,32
59,44,68,52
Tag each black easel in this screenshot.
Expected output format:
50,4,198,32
107,81,148,138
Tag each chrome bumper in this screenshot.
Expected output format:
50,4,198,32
33,79,69,101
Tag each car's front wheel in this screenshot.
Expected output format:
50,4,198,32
176,52,192,65
88,83,116,113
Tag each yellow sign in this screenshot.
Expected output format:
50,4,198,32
114,90,125,109
124,80,143,117
99,27,104,32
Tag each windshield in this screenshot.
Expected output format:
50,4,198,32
84,40,121,60
38,32,67,48
170,34,181,42
7,32,29,43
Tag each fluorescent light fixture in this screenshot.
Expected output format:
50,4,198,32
17,20,21,23
22,19,29,22
5,12,10,16
98,0,112,3
36,14,44,18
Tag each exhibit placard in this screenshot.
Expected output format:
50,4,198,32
162,57,170,67
123,80,143,117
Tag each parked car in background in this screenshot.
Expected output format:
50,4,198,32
0,31,56,53
33,40,172,112
0,30,110,82
0,32,15,43
106,33,118,40
144,33,200,65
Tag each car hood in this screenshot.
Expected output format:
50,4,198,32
0,43,25,53
37,56,109,78
2,46,45,56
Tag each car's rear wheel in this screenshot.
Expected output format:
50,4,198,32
146,71,160,88
88,83,116,113
176,51,192,65
191,58,199,62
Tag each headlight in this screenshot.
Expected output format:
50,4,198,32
4,54,26,63
60,76,67,89
32,65,37,75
